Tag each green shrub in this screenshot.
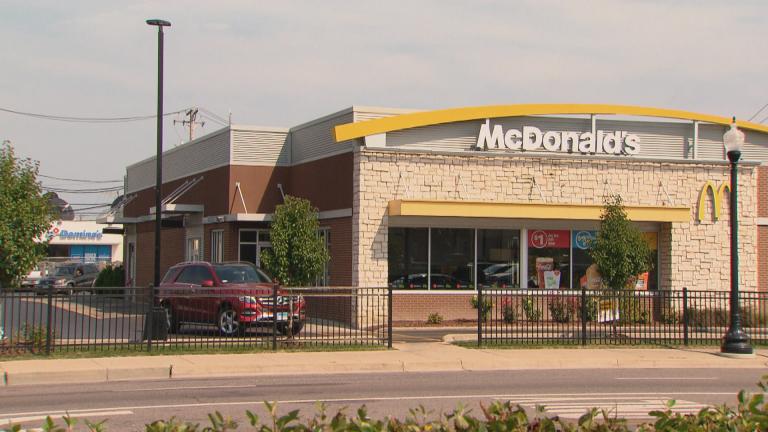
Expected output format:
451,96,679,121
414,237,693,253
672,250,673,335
502,303,517,324
687,308,728,329
618,296,651,324
548,297,577,323
470,296,492,322
522,297,542,322
13,324,52,352
426,312,443,325
583,296,599,322
94,264,125,288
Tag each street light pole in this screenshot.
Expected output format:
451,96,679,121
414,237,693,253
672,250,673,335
720,118,753,356
146,19,171,288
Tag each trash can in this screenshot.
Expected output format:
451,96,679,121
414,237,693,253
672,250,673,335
143,307,168,341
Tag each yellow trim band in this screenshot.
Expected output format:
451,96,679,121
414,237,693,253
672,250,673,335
696,181,731,222
389,200,690,223
334,104,768,142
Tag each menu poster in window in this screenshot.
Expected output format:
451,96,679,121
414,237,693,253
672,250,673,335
572,230,597,250
528,230,570,249
535,257,554,289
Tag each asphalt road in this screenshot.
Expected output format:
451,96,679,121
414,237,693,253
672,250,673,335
1,368,764,430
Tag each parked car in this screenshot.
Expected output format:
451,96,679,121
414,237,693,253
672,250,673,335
157,261,306,337
36,263,100,294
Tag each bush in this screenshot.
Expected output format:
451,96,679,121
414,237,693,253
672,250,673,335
94,264,125,288
618,296,651,324
470,296,492,322
522,296,542,322
687,308,728,329
426,312,443,325
502,301,517,324
13,324,52,352
548,297,577,323
582,296,599,322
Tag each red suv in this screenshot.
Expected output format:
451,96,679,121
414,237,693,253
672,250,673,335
157,261,305,336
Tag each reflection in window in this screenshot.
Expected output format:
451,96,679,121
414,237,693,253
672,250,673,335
430,228,474,289
388,228,428,289
477,229,520,288
527,230,570,289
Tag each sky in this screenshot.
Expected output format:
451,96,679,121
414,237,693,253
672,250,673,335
1,0,767,216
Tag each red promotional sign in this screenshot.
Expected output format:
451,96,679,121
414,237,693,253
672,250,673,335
528,230,570,249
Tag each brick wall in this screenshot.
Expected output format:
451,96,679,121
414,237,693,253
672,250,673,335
393,293,476,321
134,222,185,287
320,217,353,286
758,167,768,292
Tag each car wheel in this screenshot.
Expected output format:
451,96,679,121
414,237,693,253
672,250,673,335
218,308,243,336
163,303,179,333
277,321,304,336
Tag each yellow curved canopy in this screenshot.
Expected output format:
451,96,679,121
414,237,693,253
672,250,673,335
334,104,768,142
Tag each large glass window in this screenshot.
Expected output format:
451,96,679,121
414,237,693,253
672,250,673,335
527,230,570,289
430,228,474,289
572,230,597,289
210,230,224,263
388,228,428,289
477,229,520,288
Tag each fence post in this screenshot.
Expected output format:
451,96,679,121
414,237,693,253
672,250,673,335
682,287,689,346
272,283,278,351
581,289,587,346
387,287,393,349
477,286,483,347
45,284,53,355
146,285,153,352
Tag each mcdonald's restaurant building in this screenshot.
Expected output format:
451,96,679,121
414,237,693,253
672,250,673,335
113,105,768,321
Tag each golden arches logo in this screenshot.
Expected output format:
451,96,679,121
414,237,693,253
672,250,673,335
696,181,730,222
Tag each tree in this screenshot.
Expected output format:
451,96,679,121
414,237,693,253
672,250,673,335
261,195,329,287
588,194,652,290
0,141,55,289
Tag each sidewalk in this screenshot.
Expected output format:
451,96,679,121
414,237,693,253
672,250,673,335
1,335,766,387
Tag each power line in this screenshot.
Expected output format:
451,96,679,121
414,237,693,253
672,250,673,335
39,174,122,183
749,102,768,122
0,106,191,123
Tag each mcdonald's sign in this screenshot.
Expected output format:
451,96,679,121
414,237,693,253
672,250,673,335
696,181,731,222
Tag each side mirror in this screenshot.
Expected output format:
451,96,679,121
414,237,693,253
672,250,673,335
201,279,215,287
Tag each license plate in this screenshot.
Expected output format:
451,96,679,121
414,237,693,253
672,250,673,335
262,312,289,321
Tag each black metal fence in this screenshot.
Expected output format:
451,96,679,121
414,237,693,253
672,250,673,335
477,288,768,346
0,286,392,355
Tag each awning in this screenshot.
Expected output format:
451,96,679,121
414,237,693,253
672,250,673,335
388,200,690,223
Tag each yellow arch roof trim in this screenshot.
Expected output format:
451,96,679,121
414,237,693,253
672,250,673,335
334,104,768,142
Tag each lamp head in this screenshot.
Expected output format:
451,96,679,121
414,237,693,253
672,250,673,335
723,117,745,155
146,19,172,27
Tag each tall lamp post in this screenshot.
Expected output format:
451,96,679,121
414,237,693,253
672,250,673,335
145,19,171,348
146,19,171,288
720,118,753,356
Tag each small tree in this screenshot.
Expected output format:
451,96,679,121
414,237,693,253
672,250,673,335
0,141,54,288
588,194,652,290
261,195,329,287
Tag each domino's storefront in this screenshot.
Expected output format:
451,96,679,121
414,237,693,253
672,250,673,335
46,220,123,263
333,105,768,321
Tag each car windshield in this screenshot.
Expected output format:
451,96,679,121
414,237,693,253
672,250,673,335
213,264,271,284
54,266,75,276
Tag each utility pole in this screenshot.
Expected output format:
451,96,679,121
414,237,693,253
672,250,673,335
174,108,205,141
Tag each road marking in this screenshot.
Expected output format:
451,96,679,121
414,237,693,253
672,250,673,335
1,410,133,426
616,377,717,380
0,392,730,419
504,396,708,420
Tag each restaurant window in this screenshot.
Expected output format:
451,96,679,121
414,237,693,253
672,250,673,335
316,228,331,286
186,237,201,262
430,228,474,289
388,228,428,289
572,230,597,289
477,229,520,288
527,230,570,289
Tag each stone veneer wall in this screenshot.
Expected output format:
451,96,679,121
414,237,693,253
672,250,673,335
352,148,758,293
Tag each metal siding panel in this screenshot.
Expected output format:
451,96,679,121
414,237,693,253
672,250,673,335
231,129,290,166
125,129,230,193
291,112,354,164
743,130,768,162
598,119,689,160
698,124,726,161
